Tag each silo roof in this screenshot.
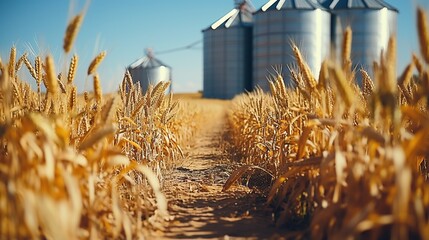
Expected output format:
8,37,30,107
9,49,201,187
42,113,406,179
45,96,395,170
321,0,398,11
258,0,327,12
129,55,170,69
205,0,254,30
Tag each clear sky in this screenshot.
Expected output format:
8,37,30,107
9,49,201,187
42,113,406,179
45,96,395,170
0,0,428,93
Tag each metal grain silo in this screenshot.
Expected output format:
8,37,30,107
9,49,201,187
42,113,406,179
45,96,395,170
321,0,398,84
128,50,172,93
253,0,331,90
203,0,254,99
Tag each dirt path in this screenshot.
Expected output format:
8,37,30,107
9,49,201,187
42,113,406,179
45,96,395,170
152,100,287,239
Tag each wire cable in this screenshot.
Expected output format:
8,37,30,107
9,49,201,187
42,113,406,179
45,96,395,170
154,40,202,55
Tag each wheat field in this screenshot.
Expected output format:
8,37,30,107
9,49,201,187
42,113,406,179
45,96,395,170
2,4,429,240
0,10,202,239
225,7,429,240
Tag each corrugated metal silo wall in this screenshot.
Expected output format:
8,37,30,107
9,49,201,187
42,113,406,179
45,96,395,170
332,8,397,85
128,66,171,93
253,9,331,91
203,26,253,99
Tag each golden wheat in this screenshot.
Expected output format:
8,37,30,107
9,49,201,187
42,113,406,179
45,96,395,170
360,69,374,97
15,52,27,72
226,7,429,239
0,6,195,239
87,51,106,75
8,46,16,80
93,73,102,104
67,54,78,84
328,61,355,108
44,55,58,95
63,14,83,53
342,26,352,73
292,44,317,89
68,86,77,111
417,8,429,63
398,61,415,87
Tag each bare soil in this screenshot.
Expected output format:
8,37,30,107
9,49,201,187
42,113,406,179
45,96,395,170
150,98,288,239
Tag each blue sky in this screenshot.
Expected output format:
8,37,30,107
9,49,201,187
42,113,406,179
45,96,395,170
0,0,428,93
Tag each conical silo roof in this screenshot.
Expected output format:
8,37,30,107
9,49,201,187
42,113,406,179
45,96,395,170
129,50,170,70
321,0,398,11
206,0,254,30
259,0,326,12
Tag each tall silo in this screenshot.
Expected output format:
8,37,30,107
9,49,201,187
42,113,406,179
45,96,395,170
321,0,398,84
253,0,331,90
128,50,172,93
203,0,254,99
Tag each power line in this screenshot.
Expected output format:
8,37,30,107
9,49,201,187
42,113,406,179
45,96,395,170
154,40,202,55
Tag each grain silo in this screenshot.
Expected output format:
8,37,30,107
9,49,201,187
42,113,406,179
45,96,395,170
203,0,254,99
253,0,331,90
128,50,172,93
321,0,398,84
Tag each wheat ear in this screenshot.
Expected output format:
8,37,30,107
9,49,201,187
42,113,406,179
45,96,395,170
67,54,78,84
63,14,83,53
88,51,106,75
44,55,58,95
417,7,429,63
15,53,27,73
93,73,102,104
68,86,77,111
8,46,16,80
360,69,374,97
398,62,415,87
292,44,317,89
342,27,352,65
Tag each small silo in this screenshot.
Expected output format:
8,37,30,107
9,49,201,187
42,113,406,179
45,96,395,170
253,0,331,90
321,0,398,84
203,0,254,99
128,50,172,93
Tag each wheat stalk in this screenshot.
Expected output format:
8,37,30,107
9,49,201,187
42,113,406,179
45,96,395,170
398,62,415,87
317,60,329,90
417,7,429,64
412,53,424,75
63,14,83,53
100,96,119,124
15,53,27,73
23,55,36,81
361,69,374,97
58,77,67,94
93,73,102,104
67,55,78,84
8,47,16,80
68,86,77,111
44,55,58,96
87,51,106,75
292,44,317,89
379,36,397,95
328,62,354,108
342,26,352,69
